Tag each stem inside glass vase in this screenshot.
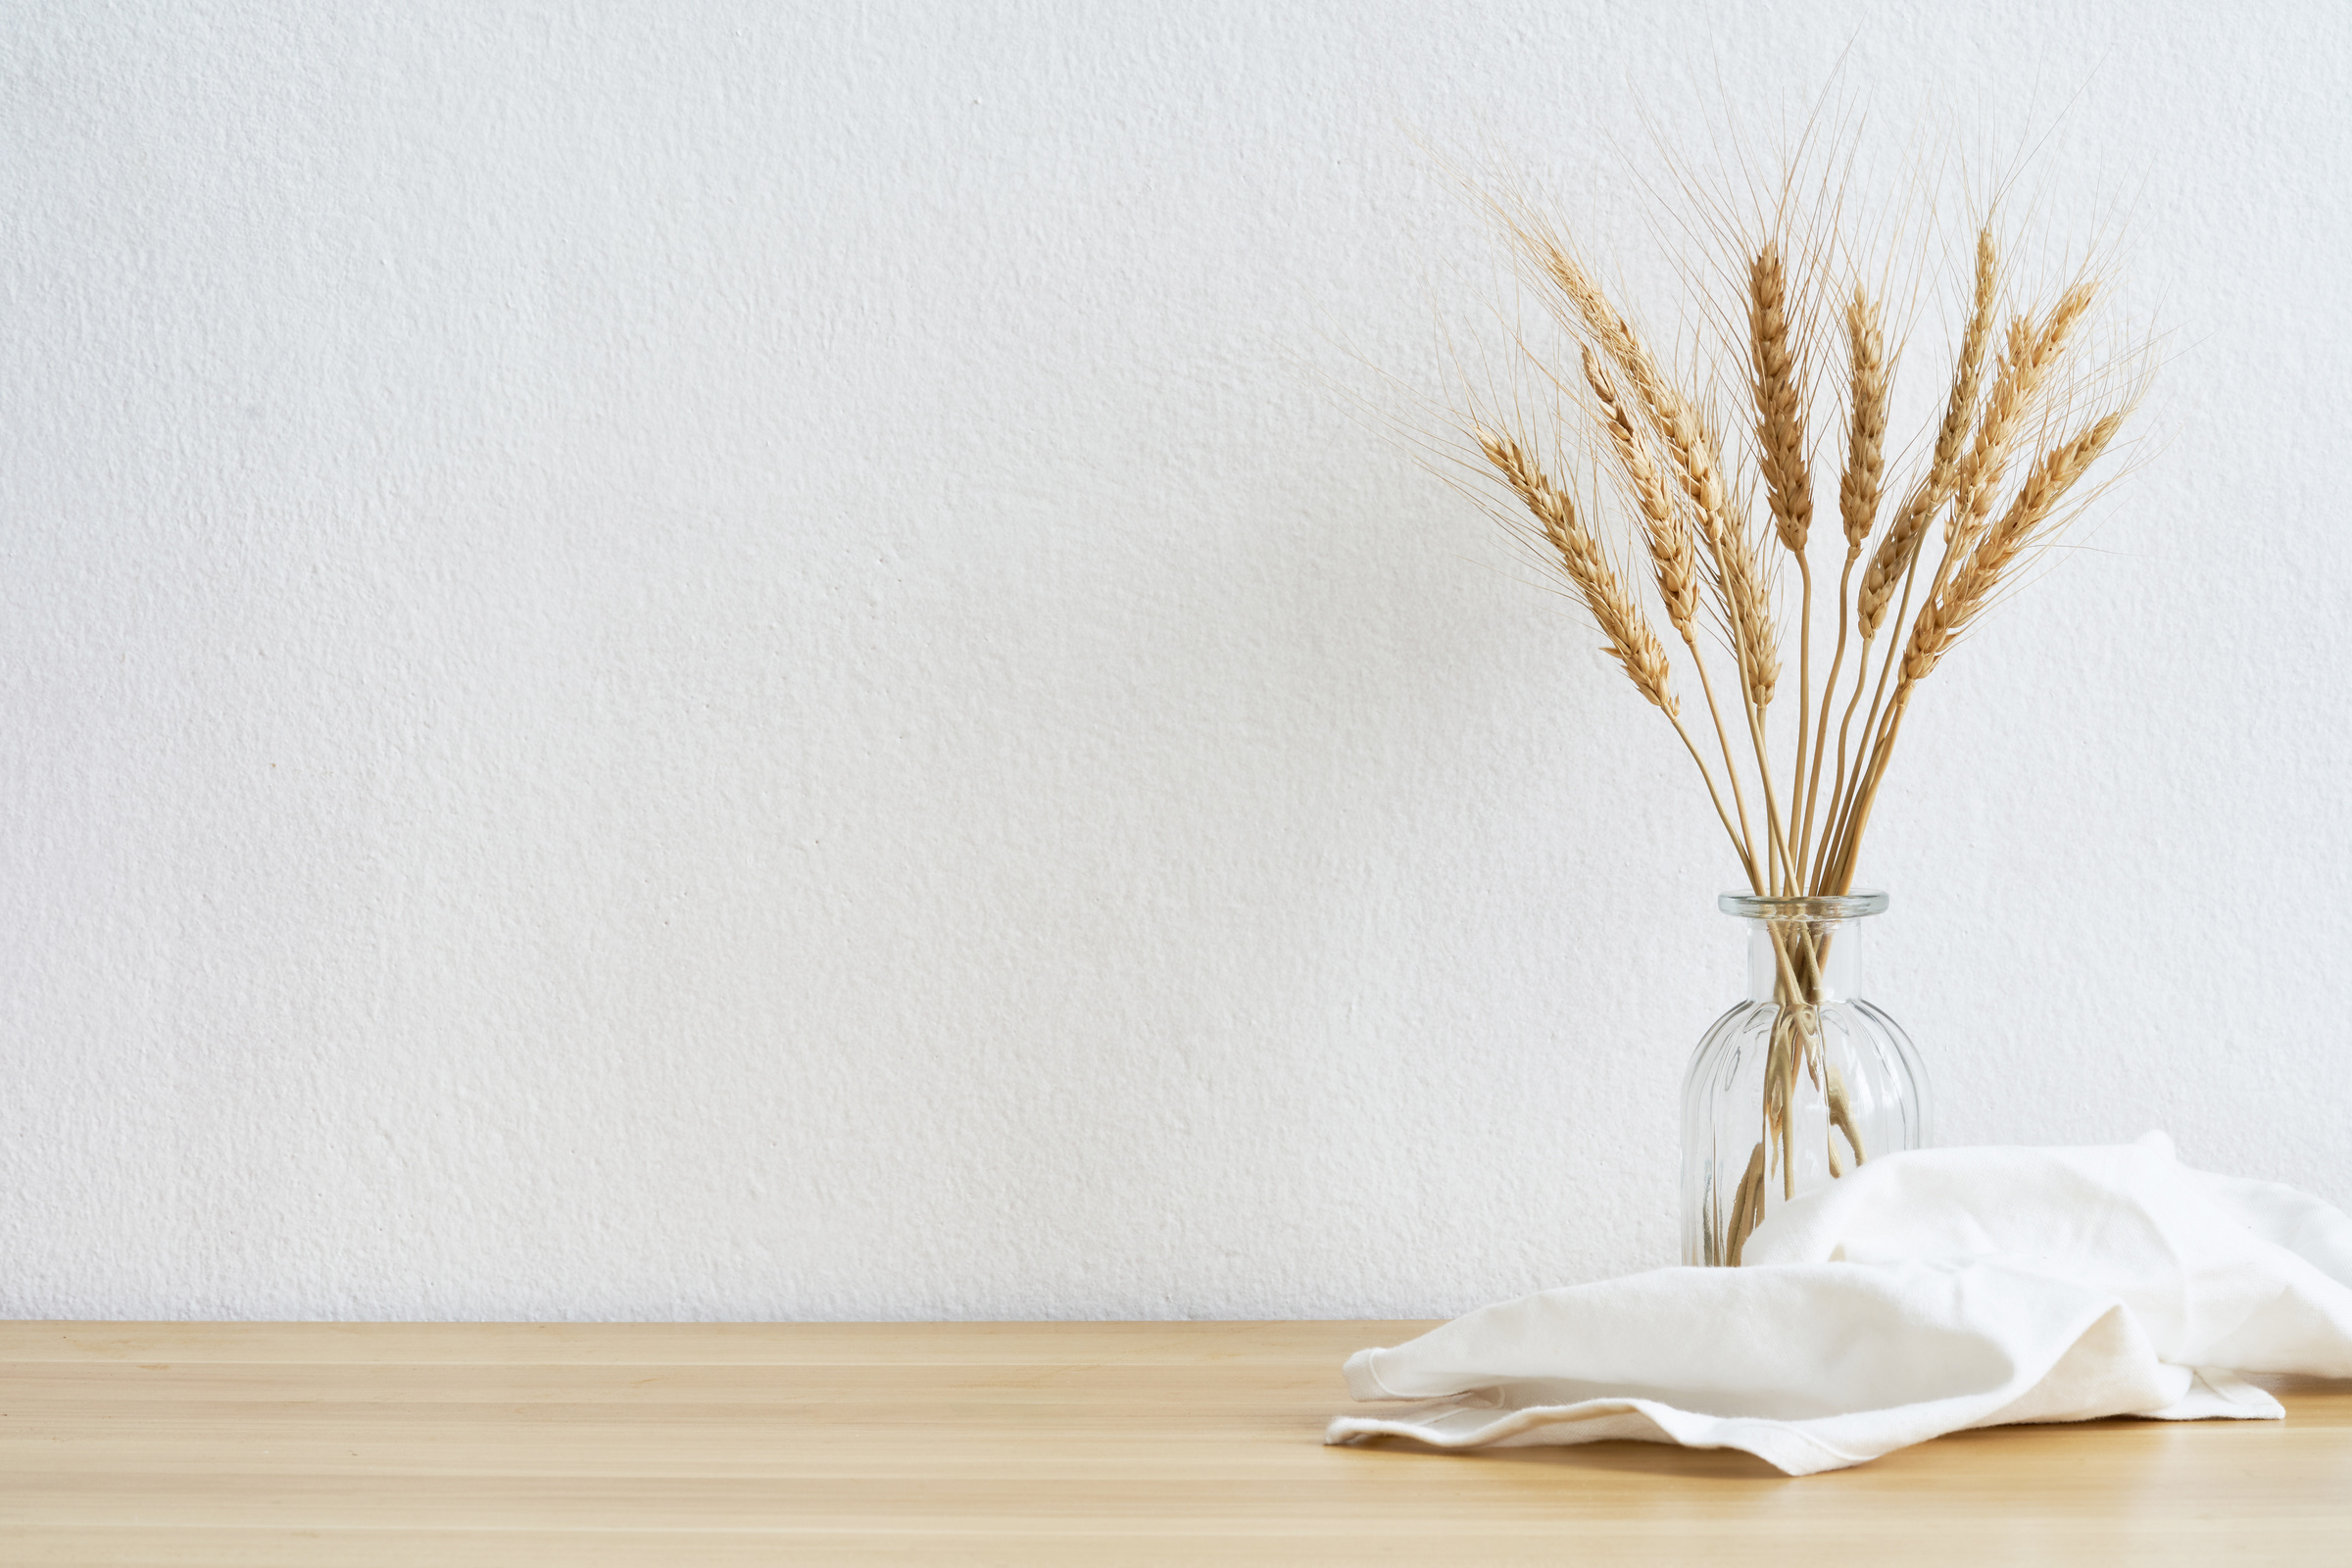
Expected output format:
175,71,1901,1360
1682,891,1930,1266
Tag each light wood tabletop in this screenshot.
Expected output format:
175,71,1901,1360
1,1319,2346,1564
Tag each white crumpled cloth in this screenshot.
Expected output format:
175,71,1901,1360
1327,1134,2352,1474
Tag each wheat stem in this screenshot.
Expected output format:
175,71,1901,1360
1791,562,1814,887
1830,687,1912,893
1691,642,1759,882
1803,561,1858,889
1811,629,1876,889
1672,710,1761,893
1744,702,1796,895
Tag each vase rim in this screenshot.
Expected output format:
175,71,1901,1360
1718,889,1888,920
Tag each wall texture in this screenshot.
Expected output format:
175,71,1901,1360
2,0,2346,1320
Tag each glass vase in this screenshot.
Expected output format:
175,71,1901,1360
1680,891,1930,1265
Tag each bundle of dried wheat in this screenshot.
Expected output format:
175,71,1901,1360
1462,192,2139,900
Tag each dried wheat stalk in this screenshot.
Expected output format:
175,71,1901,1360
1797,284,1886,876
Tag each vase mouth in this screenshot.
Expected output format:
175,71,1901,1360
1718,889,1888,921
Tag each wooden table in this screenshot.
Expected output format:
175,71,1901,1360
2,1320,2346,1563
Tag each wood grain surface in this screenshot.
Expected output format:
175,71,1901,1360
0,1319,2345,1563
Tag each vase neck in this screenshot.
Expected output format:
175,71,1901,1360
1720,891,1886,1005
1742,916,1869,1004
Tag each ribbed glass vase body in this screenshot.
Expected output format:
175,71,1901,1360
1680,892,1931,1266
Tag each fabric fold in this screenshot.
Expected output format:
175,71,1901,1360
1327,1136,2352,1474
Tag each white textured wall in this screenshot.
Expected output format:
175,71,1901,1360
1,0,2345,1321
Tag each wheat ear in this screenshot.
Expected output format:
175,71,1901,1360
1902,410,2128,682
1837,287,1889,557
1475,427,1675,710
1749,242,1814,557
1582,346,1698,637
